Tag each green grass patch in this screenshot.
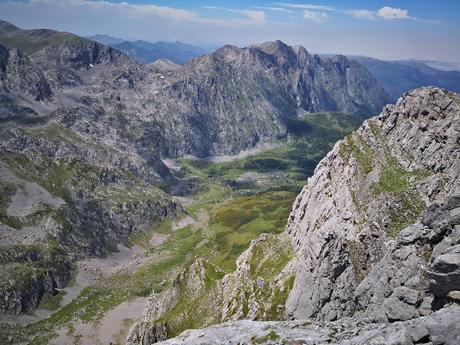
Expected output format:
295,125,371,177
372,151,431,238
204,191,295,272
385,191,426,239
251,330,280,344
248,236,293,281
38,290,66,311
339,133,374,174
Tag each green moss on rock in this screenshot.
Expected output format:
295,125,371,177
339,134,374,174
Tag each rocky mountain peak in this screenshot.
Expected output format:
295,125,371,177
150,58,181,72
212,44,243,63
256,40,298,68
258,40,293,55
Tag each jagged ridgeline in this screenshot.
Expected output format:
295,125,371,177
127,89,460,344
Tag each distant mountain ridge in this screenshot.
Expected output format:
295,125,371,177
86,34,124,46
88,34,208,64
0,19,391,159
351,55,460,101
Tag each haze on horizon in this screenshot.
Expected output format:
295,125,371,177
0,0,459,64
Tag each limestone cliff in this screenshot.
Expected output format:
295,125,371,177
285,86,459,321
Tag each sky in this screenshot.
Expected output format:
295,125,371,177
0,0,459,63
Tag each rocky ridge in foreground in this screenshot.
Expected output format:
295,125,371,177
155,306,460,345
286,86,459,322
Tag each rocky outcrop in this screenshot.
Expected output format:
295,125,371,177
285,87,459,321
0,249,72,314
154,306,460,345
354,195,460,322
127,234,296,344
0,44,52,101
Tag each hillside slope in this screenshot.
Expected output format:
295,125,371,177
0,20,79,56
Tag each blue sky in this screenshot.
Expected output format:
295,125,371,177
0,0,459,62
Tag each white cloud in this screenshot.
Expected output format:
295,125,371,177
349,6,414,21
30,0,198,21
275,2,335,11
377,6,411,20
203,6,266,25
303,9,328,23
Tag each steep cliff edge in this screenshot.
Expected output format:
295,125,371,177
286,86,459,321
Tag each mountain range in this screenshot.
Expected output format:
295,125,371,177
88,34,210,64
88,34,460,102
352,56,460,101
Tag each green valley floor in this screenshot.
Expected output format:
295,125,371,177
0,112,361,345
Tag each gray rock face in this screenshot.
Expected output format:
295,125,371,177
354,195,460,322
0,44,52,101
154,306,460,345
428,244,460,297
149,41,388,157
285,87,460,321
